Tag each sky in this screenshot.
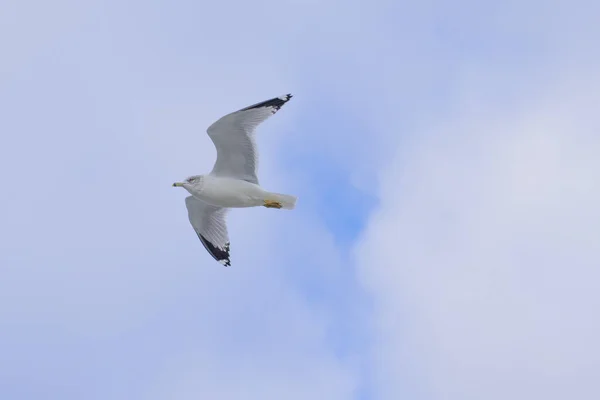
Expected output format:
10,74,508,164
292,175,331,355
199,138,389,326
1,0,599,399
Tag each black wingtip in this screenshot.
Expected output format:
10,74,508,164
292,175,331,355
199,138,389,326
239,94,293,113
198,234,231,267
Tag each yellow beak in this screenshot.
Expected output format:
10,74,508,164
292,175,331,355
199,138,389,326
172,182,184,187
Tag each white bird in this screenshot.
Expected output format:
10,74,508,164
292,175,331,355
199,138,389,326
173,94,297,266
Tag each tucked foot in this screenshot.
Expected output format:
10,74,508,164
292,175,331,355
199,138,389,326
263,200,283,209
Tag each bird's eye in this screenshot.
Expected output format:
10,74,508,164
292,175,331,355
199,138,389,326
187,177,196,183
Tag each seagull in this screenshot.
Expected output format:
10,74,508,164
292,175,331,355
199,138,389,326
173,94,297,267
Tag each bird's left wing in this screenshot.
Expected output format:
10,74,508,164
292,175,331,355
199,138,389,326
206,94,293,185
185,196,231,267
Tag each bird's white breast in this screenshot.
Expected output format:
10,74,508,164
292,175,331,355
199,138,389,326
189,176,265,208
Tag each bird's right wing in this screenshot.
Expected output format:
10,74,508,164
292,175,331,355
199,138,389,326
185,196,231,267
206,94,293,185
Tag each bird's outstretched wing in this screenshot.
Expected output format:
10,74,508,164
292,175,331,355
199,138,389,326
206,94,293,185
185,196,231,266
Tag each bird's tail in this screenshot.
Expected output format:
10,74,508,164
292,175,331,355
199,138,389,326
264,192,297,210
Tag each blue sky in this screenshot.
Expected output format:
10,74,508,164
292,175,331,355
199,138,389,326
2,0,600,399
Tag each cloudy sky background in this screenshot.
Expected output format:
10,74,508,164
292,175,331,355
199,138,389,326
1,0,599,399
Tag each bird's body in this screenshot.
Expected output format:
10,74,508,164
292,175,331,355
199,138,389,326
185,175,294,209
189,175,265,208
172,94,296,266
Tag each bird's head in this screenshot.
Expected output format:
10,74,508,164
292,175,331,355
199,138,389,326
172,175,204,190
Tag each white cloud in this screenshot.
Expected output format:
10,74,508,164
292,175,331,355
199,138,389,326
356,71,600,399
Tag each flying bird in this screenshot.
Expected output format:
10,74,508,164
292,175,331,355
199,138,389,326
173,94,297,266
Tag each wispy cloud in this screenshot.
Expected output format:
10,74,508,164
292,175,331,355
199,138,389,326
356,43,600,400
